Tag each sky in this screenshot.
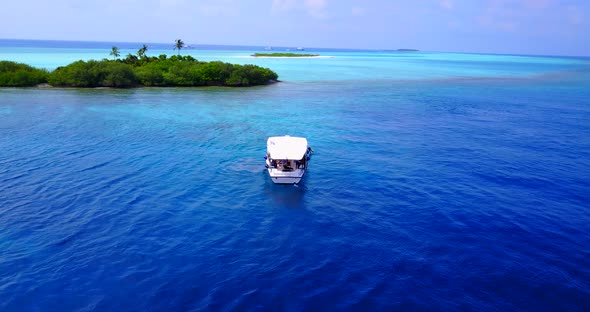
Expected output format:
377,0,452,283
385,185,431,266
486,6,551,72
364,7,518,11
1,0,589,56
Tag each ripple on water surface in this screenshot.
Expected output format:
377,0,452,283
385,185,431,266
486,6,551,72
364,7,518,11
1,53,590,310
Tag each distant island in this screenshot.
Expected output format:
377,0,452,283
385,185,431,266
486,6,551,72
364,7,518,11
381,49,420,52
252,53,320,57
0,55,278,88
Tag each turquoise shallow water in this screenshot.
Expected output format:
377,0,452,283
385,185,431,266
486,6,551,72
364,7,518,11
1,40,590,311
1,39,587,81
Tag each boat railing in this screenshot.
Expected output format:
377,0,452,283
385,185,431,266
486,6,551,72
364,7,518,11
266,156,308,171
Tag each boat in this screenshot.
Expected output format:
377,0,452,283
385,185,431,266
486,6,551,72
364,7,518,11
296,47,305,51
265,136,313,184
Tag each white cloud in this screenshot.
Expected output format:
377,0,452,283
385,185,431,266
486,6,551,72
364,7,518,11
566,5,584,25
440,0,454,10
522,0,552,10
351,6,365,16
304,0,328,18
477,0,531,32
196,0,240,17
271,0,328,18
447,20,460,29
271,0,297,12
158,0,186,9
476,0,587,35
477,14,517,32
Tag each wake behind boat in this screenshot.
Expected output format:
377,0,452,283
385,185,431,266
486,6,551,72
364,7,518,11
265,136,313,184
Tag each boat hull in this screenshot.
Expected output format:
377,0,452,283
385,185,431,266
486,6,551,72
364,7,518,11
267,168,305,184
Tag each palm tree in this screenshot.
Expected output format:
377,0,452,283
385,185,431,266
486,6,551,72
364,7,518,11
137,44,148,59
174,39,185,56
110,46,120,60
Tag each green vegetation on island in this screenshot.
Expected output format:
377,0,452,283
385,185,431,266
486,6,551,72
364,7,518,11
0,41,279,88
252,53,319,57
0,61,49,87
0,56,278,88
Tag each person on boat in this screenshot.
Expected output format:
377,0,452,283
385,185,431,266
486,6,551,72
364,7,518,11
283,160,292,170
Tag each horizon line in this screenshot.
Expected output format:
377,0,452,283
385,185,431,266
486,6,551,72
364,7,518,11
1,37,588,59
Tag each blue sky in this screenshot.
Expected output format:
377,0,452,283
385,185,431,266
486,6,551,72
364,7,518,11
1,0,589,56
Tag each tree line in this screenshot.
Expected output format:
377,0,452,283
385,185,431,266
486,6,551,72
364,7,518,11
0,40,279,88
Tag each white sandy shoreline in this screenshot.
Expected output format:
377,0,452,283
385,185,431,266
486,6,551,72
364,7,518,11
235,55,335,59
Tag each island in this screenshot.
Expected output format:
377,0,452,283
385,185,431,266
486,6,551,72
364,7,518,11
0,55,278,88
396,49,419,52
252,53,320,57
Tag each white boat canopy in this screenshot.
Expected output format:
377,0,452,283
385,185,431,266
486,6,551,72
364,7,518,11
267,136,308,160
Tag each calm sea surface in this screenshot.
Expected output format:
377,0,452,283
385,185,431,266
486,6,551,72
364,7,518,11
1,40,589,311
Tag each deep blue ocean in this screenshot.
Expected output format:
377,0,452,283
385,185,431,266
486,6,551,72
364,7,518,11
1,39,589,311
